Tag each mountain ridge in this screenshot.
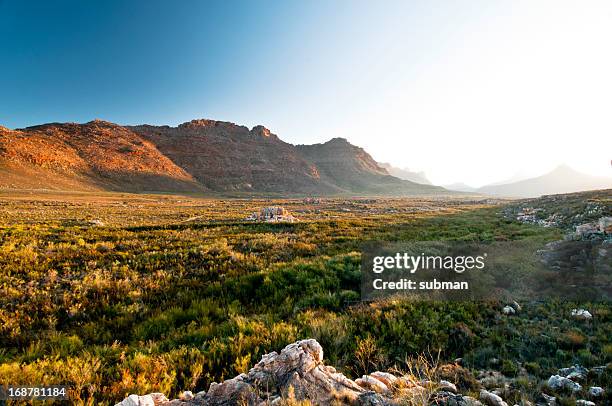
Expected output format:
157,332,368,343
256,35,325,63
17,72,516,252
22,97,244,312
0,119,445,196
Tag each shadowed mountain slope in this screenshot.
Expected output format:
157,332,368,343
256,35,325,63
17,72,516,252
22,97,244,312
296,138,443,195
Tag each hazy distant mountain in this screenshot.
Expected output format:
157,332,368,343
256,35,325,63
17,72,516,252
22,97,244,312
485,171,532,186
378,162,432,185
443,183,478,193
0,119,445,195
477,165,612,197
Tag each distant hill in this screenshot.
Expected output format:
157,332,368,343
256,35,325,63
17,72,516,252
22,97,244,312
377,162,432,185
477,165,612,197
443,183,478,193
0,119,445,196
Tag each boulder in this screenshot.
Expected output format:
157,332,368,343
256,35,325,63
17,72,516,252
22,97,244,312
430,391,483,406
117,395,139,406
588,386,604,397
536,393,556,406
557,365,588,381
575,223,598,237
149,393,170,405
178,391,193,401
479,389,508,406
502,306,515,315
369,371,398,388
114,394,159,406
357,392,388,405
438,380,458,393
546,375,582,392
598,216,612,233
355,375,390,394
570,309,592,320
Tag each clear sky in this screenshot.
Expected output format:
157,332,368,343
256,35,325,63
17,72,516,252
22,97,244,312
1,0,611,186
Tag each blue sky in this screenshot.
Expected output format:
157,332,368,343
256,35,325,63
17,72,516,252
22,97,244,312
1,0,396,130
1,0,611,185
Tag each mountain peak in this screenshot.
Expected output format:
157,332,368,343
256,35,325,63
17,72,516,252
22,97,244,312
86,119,123,128
90,118,112,124
250,125,276,138
549,164,576,174
177,119,248,132
178,119,217,128
327,137,350,144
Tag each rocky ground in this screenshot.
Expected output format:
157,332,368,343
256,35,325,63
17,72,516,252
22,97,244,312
503,189,611,234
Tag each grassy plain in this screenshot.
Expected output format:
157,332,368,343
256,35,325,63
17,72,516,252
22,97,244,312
0,190,610,404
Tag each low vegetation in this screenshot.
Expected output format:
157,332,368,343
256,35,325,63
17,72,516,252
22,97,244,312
0,190,609,404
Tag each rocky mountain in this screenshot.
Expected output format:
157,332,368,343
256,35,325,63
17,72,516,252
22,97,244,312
477,165,612,198
378,162,432,185
0,120,203,192
128,120,338,194
0,119,445,196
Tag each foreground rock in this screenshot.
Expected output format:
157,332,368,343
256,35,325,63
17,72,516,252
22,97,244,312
114,339,496,406
116,340,382,405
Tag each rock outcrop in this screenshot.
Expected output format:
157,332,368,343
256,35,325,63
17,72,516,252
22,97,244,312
547,375,582,393
246,206,297,223
113,339,489,406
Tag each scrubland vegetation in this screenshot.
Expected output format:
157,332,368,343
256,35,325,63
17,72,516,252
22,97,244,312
0,191,609,404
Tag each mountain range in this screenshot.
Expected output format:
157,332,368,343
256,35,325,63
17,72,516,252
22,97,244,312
0,119,444,195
